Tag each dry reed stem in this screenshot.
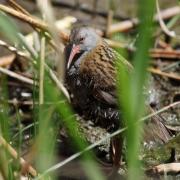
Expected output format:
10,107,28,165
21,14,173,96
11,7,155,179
0,54,16,67
39,37,45,105
148,67,180,80
0,136,37,177
150,49,180,59
156,0,176,38
108,6,180,34
0,67,34,84
0,5,47,30
7,0,30,15
0,4,69,43
147,163,180,175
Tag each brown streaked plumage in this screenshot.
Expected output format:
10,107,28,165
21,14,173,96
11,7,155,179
64,26,171,168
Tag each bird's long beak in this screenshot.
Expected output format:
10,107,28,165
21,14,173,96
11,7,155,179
67,44,80,69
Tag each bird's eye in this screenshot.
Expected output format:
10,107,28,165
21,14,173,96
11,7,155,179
80,37,85,42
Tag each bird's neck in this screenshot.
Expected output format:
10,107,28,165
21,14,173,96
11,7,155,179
67,51,88,76
67,39,103,75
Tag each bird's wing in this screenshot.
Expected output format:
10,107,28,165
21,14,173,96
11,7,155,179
144,107,171,143
79,41,132,106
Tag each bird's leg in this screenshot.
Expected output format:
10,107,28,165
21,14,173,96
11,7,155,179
110,134,123,172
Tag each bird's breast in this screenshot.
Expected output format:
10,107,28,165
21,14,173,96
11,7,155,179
66,68,92,109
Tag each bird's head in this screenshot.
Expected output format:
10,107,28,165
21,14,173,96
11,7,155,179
66,27,100,69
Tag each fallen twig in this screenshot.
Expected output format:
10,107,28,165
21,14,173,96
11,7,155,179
0,36,70,101
146,163,180,176
0,136,37,177
0,4,47,30
39,36,45,105
108,6,180,34
7,0,30,15
45,63,70,101
0,4,141,50
0,39,28,58
150,49,180,60
148,67,180,81
156,40,172,50
37,0,65,82
0,67,34,84
108,18,139,34
0,4,68,43
156,0,176,38
0,54,16,67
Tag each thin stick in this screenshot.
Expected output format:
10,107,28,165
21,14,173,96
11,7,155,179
19,33,70,100
0,4,68,43
108,6,180,34
109,18,139,34
0,136,37,177
0,37,70,101
148,67,180,80
1,4,179,40
154,6,180,21
156,0,176,38
0,54,15,67
37,0,65,82
18,33,38,59
150,49,180,59
0,39,28,58
7,1,59,49
39,37,45,105
45,63,70,101
3,99,65,106
147,163,180,175
18,33,69,100
7,0,30,15
0,67,34,84
0,4,48,31
37,101,180,178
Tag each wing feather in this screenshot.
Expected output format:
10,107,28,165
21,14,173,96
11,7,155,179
79,40,132,106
